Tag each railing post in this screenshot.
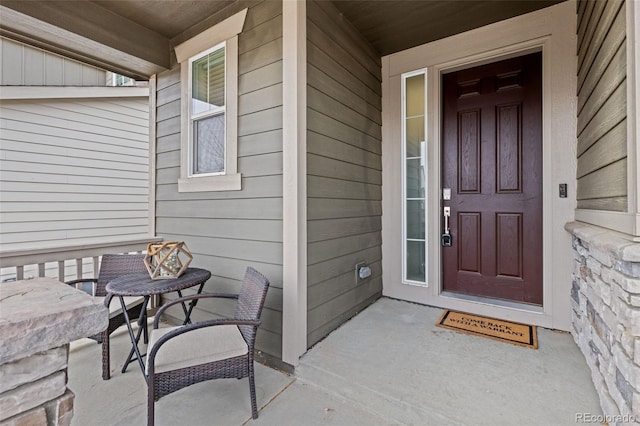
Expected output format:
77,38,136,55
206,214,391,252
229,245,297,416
92,256,99,277
38,263,45,277
75,258,83,281
58,261,65,282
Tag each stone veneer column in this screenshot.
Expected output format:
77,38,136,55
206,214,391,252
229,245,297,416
0,278,108,425
566,222,640,424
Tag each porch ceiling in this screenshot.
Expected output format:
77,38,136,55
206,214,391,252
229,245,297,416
331,0,565,56
0,0,564,80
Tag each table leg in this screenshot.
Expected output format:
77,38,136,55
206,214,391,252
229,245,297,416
177,282,206,325
119,295,150,381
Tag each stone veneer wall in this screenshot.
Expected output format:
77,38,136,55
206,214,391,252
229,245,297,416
0,346,74,425
567,222,640,423
0,278,107,425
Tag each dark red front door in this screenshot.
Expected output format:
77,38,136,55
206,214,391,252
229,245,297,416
442,52,543,305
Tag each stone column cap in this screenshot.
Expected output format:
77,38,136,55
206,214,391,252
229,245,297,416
0,278,108,364
565,221,640,262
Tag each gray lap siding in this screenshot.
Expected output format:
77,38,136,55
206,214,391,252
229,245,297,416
154,0,284,361
306,0,383,347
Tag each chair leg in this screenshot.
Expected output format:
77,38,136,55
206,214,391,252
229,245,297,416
249,360,258,419
142,312,149,344
102,330,110,380
148,378,155,426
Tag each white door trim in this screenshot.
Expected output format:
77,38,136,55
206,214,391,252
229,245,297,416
381,0,577,330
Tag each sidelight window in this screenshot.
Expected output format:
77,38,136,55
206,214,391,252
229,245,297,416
402,71,427,285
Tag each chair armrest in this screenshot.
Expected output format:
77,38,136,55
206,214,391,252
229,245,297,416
65,278,98,285
104,293,114,308
153,293,239,328
66,278,98,297
147,317,262,374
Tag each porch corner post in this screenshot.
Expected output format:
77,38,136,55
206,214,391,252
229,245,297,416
627,0,640,231
282,0,308,366
148,74,157,238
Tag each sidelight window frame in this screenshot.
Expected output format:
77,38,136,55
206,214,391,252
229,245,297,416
401,69,428,286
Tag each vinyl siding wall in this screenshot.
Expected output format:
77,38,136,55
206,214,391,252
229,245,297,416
306,0,383,346
576,0,627,211
0,37,150,255
154,0,284,360
0,97,150,251
0,37,106,86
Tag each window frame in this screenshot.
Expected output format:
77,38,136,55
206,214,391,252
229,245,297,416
188,42,227,177
175,8,247,192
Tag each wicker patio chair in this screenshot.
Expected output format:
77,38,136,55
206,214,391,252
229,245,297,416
66,253,148,380
146,267,270,426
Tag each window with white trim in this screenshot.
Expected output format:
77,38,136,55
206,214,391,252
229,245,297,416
190,44,226,176
175,8,247,192
107,72,135,87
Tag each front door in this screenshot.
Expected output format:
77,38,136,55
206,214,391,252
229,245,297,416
441,52,543,305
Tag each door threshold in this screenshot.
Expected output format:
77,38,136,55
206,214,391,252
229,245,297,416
440,291,544,313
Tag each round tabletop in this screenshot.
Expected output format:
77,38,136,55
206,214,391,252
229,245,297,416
105,267,211,296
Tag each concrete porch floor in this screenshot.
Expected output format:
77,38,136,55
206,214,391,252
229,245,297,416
68,297,602,425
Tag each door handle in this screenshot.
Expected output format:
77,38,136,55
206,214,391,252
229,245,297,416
443,206,450,234
442,207,452,246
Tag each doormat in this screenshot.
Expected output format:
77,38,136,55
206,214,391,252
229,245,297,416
436,310,538,349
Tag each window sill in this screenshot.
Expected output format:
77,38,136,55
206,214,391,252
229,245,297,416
178,173,241,192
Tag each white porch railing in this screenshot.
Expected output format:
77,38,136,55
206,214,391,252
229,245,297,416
0,237,162,283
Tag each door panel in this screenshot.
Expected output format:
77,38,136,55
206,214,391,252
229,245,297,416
442,52,542,305
496,103,522,192
458,212,481,273
458,109,481,193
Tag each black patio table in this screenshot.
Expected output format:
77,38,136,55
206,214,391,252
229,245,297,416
105,267,211,380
